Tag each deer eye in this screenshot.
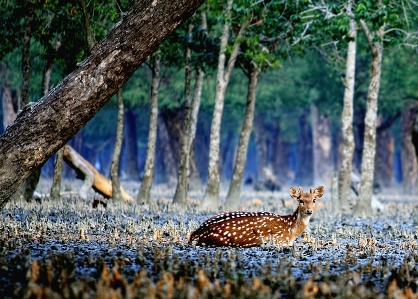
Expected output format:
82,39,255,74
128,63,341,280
299,200,304,204
313,199,316,203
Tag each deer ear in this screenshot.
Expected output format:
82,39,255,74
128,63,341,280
314,186,324,198
289,187,300,200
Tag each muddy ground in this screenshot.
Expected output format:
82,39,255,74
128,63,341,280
0,182,417,298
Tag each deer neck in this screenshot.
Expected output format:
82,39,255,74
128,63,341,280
292,207,312,235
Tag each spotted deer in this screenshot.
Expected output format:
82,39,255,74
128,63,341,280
190,186,324,247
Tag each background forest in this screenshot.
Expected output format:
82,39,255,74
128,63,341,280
1,0,418,214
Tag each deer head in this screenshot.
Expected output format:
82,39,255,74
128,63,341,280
290,186,324,218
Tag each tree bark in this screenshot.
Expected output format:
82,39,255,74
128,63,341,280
201,0,248,211
0,0,205,210
338,17,357,213
354,21,384,217
111,89,124,202
173,24,193,205
401,106,418,194
137,57,160,204
311,105,333,188
225,65,260,210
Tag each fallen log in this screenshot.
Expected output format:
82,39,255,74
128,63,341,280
63,145,133,202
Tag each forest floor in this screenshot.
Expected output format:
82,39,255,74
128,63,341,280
0,180,417,298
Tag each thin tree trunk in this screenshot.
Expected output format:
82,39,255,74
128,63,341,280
354,21,384,217
339,17,357,213
225,65,260,210
111,89,124,202
16,2,35,202
200,0,248,211
80,0,95,51
401,106,418,194
173,24,193,205
137,57,160,204
50,148,64,199
188,67,205,188
21,2,34,106
312,105,333,188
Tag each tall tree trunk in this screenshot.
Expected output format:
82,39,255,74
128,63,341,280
50,148,64,199
338,17,357,212
123,110,140,180
173,24,193,205
201,0,248,211
225,65,260,210
21,2,34,106
137,57,160,204
111,89,124,202
401,106,418,194
189,67,205,188
16,2,35,202
0,0,205,210
354,22,384,217
311,105,333,188
80,0,95,51
25,36,62,202
2,86,18,131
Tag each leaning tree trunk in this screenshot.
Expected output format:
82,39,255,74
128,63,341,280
225,65,260,210
137,57,160,204
401,105,418,194
111,89,124,202
0,0,205,210
200,0,248,211
173,24,193,205
354,21,384,217
338,17,357,213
